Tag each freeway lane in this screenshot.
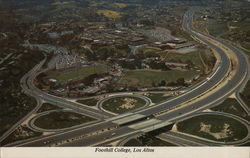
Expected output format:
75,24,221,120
8,9,249,147
61,126,142,147
157,133,206,146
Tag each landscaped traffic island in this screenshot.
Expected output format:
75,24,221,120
102,96,147,114
34,111,96,130
177,114,248,142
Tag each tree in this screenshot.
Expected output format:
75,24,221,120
167,81,176,86
151,82,156,87
176,78,185,86
159,80,166,86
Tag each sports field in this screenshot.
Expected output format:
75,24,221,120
120,69,199,87
52,66,106,83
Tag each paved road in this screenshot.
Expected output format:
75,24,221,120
157,132,208,146
4,9,250,147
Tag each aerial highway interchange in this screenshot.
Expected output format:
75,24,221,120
1,9,250,147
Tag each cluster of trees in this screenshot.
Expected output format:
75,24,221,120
79,45,128,61
147,61,170,71
136,50,160,59
152,78,186,87
82,73,109,86
116,59,142,70
96,46,127,60
115,59,170,71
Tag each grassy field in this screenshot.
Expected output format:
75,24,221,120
201,11,250,52
165,51,205,71
211,98,250,121
139,47,213,73
143,93,172,103
52,65,106,83
96,10,122,19
120,69,199,87
124,137,176,146
171,7,188,17
102,96,146,114
175,30,194,41
77,98,99,107
193,14,208,33
207,20,229,37
37,103,62,113
222,21,250,51
34,111,96,129
177,114,248,142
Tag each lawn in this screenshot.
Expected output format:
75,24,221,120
77,98,99,107
102,96,146,114
34,111,96,130
37,103,62,113
143,93,172,103
120,69,199,87
207,19,229,37
211,98,250,121
52,65,106,83
222,21,250,51
177,114,248,142
139,47,213,73
96,10,122,19
172,7,188,17
165,51,205,71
